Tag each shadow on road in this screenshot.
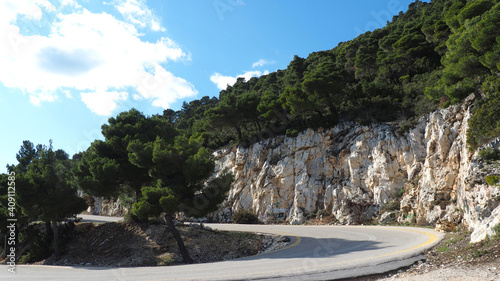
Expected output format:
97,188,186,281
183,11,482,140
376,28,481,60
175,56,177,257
242,235,383,261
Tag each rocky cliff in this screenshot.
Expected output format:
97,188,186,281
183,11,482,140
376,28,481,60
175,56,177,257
211,95,500,242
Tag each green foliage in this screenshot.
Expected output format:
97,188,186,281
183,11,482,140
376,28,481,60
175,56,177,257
467,97,500,148
382,200,401,213
231,209,260,224
485,175,500,186
18,225,52,264
474,248,488,257
493,224,500,240
479,147,500,161
128,123,234,220
74,109,179,199
438,1,500,104
10,140,87,258
437,244,451,253
456,0,494,25
397,187,405,198
286,129,300,138
15,141,87,223
468,75,500,148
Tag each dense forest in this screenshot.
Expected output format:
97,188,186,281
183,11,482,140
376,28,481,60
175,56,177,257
2,0,500,264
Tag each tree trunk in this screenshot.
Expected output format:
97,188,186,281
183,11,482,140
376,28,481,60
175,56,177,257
254,120,262,134
164,215,193,264
135,187,142,203
45,221,53,239
234,125,243,141
51,220,60,260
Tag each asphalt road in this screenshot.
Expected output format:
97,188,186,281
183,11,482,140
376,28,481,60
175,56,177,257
1,218,443,281
78,214,124,223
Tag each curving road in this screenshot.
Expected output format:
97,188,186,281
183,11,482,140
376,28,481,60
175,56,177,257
1,220,443,281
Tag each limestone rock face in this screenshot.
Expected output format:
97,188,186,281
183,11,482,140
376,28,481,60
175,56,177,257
86,197,129,217
211,94,500,242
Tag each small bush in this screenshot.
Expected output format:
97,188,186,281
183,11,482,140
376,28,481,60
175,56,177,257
397,187,405,198
397,118,417,134
479,147,500,162
485,175,500,186
316,209,327,219
493,224,500,240
18,225,52,263
380,199,400,214
286,129,299,138
474,249,488,258
231,210,260,224
124,212,146,223
437,245,450,253
467,96,500,149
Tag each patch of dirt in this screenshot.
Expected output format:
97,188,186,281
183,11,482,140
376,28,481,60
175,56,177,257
33,221,289,267
344,227,500,281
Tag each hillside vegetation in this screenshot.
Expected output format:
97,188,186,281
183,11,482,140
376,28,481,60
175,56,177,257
164,0,500,149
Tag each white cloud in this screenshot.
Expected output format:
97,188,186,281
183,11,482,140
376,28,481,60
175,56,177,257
137,64,198,109
113,0,165,32
63,90,72,98
29,91,58,105
0,1,196,116
81,90,128,116
252,59,275,68
210,70,269,90
0,0,54,23
210,73,236,91
61,0,81,8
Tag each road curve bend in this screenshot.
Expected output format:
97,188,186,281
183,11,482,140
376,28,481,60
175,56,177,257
1,224,443,281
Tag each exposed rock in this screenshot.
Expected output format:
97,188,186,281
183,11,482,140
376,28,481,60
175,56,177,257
211,94,500,242
86,196,129,217
470,204,500,243
379,211,397,225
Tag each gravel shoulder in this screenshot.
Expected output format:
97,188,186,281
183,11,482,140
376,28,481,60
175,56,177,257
346,228,500,281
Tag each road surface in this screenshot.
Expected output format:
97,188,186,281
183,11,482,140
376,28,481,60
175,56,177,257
78,214,124,223
1,219,443,280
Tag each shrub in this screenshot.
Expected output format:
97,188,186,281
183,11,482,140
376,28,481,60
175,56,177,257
397,118,417,134
485,175,500,186
493,224,500,240
231,210,260,224
397,187,405,198
124,212,144,223
18,225,52,263
316,209,327,218
467,97,500,149
286,129,299,138
381,200,400,213
479,147,500,162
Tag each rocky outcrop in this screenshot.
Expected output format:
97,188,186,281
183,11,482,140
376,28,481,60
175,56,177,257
85,196,129,217
211,94,500,242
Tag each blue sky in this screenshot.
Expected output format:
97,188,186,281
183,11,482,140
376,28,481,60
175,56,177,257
0,0,419,173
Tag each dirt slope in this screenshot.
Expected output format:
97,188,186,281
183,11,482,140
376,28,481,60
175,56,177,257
35,221,287,267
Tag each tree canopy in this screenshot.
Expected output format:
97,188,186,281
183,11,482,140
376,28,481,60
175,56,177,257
128,131,233,263
155,0,499,149
13,141,87,259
